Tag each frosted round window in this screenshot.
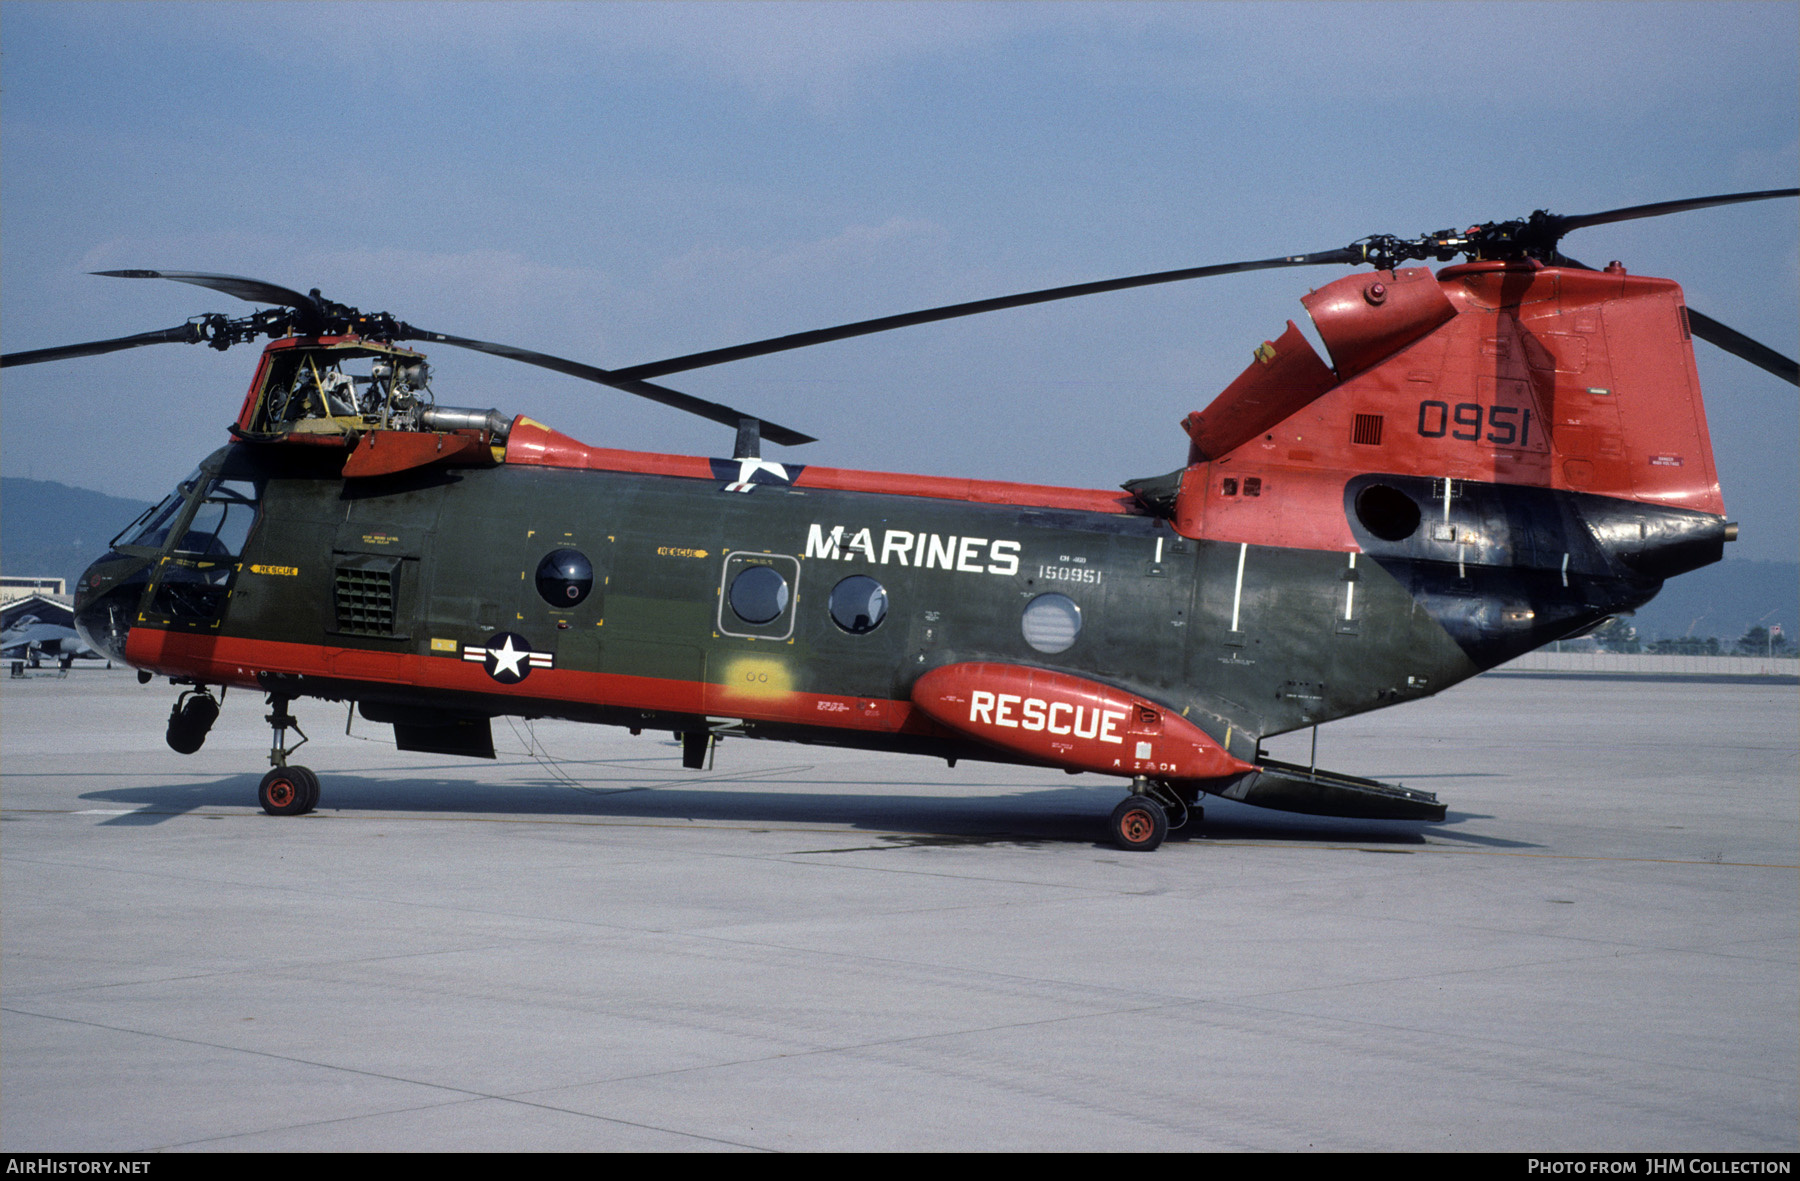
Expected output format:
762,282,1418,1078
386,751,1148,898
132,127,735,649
1021,593,1081,654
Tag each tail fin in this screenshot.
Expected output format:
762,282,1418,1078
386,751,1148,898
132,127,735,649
1185,261,1723,517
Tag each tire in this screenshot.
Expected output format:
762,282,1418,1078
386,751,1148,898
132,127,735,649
1110,796,1168,852
165,695,220,755
290,766,320,814
259,767,313,817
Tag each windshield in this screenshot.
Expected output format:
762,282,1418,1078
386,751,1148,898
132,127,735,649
117,468,202,548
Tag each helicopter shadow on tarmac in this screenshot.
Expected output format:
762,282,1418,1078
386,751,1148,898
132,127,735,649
73,758,1532,850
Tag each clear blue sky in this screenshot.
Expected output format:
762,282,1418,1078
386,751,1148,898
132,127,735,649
3,1,1795,558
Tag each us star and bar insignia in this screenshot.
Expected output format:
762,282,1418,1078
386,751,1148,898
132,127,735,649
462,632,553,684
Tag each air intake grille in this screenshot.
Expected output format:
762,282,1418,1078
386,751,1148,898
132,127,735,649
1352,414,1385,446
334,565,397,635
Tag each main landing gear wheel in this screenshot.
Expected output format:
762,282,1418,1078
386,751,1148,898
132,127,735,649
258,766,318,816
1109,795,1168,852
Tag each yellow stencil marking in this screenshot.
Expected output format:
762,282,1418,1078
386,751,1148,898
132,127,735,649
720,657,793,700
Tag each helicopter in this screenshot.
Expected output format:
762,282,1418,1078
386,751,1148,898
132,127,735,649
6,189,1795,851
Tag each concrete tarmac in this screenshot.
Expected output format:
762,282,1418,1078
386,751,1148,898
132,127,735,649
2,667,1795,1151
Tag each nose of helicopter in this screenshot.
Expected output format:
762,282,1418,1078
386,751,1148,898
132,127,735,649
73,552,152,666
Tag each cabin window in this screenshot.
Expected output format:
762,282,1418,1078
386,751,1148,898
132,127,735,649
728,564,791,625
828,575,888,634
1221,478,1238,496
1243,477,1262,497
535,549,594,607
1021,593,1082,654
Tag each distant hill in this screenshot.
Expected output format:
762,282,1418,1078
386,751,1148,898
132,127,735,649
1625,557,1798,644
1,478,154,588
0,475,1790,642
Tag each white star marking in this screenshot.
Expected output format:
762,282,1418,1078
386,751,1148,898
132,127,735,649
488,635,529,679
726,457,792,491
736,458,789,485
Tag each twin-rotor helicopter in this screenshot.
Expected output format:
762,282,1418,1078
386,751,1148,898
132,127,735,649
6,188,1795,849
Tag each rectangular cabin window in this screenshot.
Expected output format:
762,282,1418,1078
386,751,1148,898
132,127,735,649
1243,477,1262,497
1221,478,1239,496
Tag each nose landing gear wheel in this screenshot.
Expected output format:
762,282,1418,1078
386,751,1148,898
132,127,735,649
1109,795,1168,851
259,766,318,816
294,766,319,813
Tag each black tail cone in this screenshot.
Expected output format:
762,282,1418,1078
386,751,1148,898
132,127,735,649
1588,507,1730,581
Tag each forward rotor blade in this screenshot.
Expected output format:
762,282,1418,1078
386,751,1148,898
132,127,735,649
1549,188,1799,237
402,327,817,447
1,323,201,368
613,247,1366,381
1688,308,1799,386
92,270,322,318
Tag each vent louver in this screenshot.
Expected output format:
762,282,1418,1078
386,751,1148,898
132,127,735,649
334,563,397,635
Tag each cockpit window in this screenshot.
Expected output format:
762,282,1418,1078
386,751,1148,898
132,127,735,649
174,479,261,559
119,468,203,549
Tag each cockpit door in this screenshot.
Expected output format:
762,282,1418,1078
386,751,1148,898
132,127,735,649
141,476,262,629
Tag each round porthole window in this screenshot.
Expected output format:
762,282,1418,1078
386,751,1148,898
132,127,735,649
535,549,594,607
1021,592,1081,654
828,575,888,634
729,564,790,625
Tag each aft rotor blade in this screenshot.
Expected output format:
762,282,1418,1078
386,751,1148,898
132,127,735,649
403,327,817,447
613,247,1366,380
1,323,201,368
92,270,323,320
1549,188,1800,237
1688,308,1799,387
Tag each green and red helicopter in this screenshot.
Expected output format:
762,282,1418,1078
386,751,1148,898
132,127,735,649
8,189,1795,849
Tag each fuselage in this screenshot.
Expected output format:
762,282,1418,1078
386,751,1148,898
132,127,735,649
74,417,1721,779
74,259,1733,801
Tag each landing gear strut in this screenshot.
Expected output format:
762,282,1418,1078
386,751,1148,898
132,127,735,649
1107,777,1198,852
259,694,318,816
